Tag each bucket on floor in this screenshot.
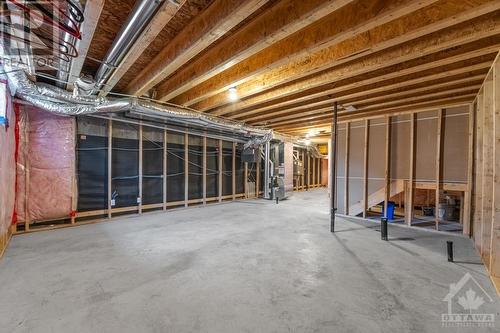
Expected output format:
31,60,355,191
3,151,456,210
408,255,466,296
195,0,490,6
382,201,395,220
438,204,455,221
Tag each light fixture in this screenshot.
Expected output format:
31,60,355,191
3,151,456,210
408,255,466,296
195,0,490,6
345,105,357,112
228,87,238,101
305,139,311,146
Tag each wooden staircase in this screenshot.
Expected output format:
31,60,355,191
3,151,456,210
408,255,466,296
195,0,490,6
348,179,405,216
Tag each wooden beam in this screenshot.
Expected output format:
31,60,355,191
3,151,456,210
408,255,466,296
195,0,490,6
125,0,269,96
24,112,30,231
344,123,350,215
218,139,223,202
362,119,369,218
244,71,488,123
481,78,494,265
435,109,443,230
107,120,112,219
71,117,77,224
177,0,442,107
163,129,167,211
156,0,354,101
272,95,476,130
203,134,207,205
463,104,474,235
185,132,189,207
474,90,485,251
138,124,143,214
277,95,475,131
264,85,482,127
490,57,500,277
211,26,500,117
198,3,500,112
67,0,105,88
223,46,498,119
100,0,187,94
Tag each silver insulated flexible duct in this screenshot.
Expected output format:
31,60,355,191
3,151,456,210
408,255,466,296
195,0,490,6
93,0,165,93
1,49,273,144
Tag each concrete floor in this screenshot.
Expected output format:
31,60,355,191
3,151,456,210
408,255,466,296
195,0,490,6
0,189,499,332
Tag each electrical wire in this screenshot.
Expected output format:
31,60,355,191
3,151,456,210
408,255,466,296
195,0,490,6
7,0,82,39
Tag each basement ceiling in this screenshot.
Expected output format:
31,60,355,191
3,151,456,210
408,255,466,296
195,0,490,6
45,0,500,136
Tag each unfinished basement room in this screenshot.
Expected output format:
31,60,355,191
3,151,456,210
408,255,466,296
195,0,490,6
2,0,500,332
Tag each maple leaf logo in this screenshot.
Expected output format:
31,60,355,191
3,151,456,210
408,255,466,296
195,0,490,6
458,289,485,313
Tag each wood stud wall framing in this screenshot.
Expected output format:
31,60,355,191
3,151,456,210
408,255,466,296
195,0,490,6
471,53,500,293
337,105,472,235
17,118,256,234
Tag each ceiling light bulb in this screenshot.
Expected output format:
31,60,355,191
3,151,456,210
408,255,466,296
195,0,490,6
228,87,238,101
305,139,311,146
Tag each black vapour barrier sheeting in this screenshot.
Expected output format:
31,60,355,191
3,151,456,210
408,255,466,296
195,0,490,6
167,134,185,202
206,138,218,198
236,145,244,194
188,135,202,200
77,135,108,211
142,138,163,205
112,136,139,208
222,141,232,196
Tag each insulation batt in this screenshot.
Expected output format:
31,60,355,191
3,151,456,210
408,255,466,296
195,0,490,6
0,85,16,236
16,105,75,222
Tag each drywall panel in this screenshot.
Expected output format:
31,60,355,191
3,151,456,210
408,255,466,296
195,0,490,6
368,122,385,195
415,110,438,182
442,110,468,182
348,122,364,209
335,128,346,214
391,115,410,180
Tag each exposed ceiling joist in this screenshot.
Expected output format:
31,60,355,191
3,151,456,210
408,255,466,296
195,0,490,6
251,75,485,125
201,2,500,113
170,0,441,106
227,46,499,120
98,0,188,96
241,59,493,122
267,85,480,127
154,0,355,102
67,0,105,88
125,0,270,97
274,95,475,131
210,18,500,118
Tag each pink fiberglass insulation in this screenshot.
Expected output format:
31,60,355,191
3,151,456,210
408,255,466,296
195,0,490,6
16,105,75,223
0,81,16,237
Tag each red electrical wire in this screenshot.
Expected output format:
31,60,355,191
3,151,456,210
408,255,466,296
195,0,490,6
7,0,81,39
